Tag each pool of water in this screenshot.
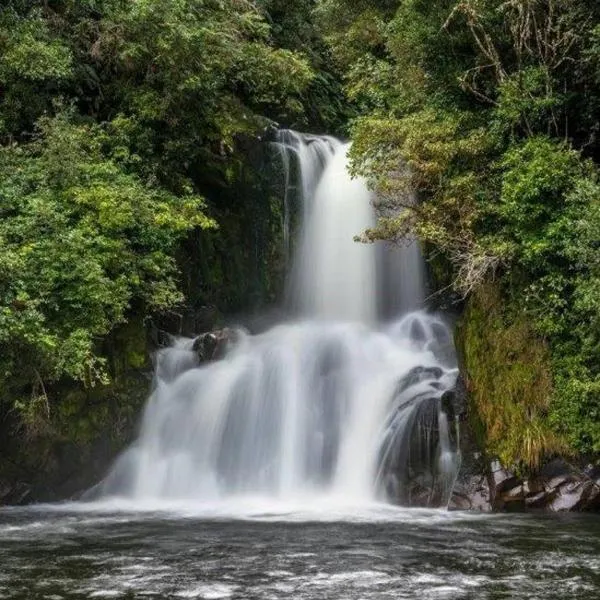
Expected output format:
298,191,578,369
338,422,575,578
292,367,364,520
1,503,599,599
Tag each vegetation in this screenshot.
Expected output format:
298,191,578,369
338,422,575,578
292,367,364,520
318,0,600,469
0,110,212,401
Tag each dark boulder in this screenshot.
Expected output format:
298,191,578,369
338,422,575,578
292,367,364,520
193,327,246,363
395,366,444,396
440,374,468,422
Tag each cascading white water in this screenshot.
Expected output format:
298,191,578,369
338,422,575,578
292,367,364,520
92,131,459,508
291,140,377,323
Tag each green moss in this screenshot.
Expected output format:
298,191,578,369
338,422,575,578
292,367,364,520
456,283,567,473
110,317,151,375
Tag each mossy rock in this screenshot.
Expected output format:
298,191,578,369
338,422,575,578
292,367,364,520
455,283,568,475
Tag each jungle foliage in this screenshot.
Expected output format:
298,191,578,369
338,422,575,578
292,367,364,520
318,0,600,467
0,0,342,436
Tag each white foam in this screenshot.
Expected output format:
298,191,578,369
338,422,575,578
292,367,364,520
175,584,236,599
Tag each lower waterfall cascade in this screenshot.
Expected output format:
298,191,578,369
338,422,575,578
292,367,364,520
92,131,460,508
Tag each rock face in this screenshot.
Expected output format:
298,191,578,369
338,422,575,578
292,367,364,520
449,474,492,512
380,369,466,509
448,407,493,512
449,455,600,513
0,481,32,506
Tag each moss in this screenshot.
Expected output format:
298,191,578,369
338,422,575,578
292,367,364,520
109,316,152,377
0,317,152,500
456,283,568,474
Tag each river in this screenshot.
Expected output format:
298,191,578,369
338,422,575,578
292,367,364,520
1,504,599,599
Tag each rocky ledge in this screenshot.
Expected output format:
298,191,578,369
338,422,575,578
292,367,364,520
450,457,600,512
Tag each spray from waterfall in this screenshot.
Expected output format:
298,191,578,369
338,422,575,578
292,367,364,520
90,130,459,508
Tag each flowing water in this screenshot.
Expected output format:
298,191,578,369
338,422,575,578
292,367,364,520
1,505,599,599
3,132,599,598
89,131,458,506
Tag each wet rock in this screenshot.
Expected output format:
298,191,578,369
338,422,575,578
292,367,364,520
548,480,599,512
489,460,520,506
449,474,492,512
443,374,468,421
407,478,434,507
538,458,571,479
0,479,12,501
522,478,545,496
545,475,571,491
584,463,600,480
193,332,219,362
585,483,600,511
147,324,170,348
481,457,600,512
0,481,32,506
525,490,552,509
440,391,455,420
440,376,467,423
395,366,444,395
157,306,219,338
193,327,246,362
498,483,527,511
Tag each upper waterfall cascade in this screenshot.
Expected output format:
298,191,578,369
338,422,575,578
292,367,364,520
93,131,459,508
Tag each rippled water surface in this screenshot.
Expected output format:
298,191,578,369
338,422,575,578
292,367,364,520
1,503,599,599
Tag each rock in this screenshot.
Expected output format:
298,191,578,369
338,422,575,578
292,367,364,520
498,483,526,511
407,479,434,507
395,366,444,396
0,481,32,506
449,474,492,511
440,391,455,421
548,480,598,512
193,327,246,363
158,306,218,338
193,332,219,361
448,492,472,511
544,475,571,491
441,375,468,423
447,408,600,513
489,460,520,505
523,478,545,496
0,480,12,502
584,482,600,511
525,490,553,509
538,458,572,480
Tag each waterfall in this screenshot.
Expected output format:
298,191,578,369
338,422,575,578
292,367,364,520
282,136,377,323
91,131,459,508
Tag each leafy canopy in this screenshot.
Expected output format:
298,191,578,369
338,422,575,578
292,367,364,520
0,111,214,393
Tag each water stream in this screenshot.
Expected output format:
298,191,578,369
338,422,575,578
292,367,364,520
1,506,599,599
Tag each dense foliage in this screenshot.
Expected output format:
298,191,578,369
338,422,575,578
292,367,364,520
0,0,337,440
318,0,600,468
